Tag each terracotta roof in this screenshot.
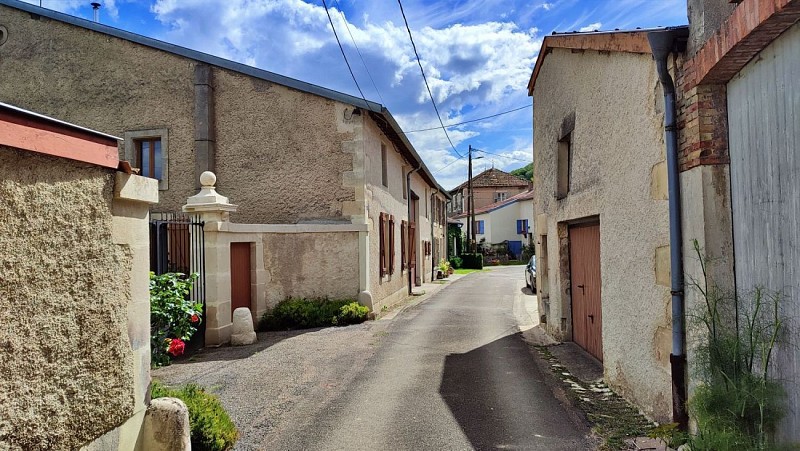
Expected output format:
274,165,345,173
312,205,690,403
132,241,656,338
451,168,529,193
452,189,534,219
527,28,675,95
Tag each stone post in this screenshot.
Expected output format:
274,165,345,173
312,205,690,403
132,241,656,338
183,171,237,346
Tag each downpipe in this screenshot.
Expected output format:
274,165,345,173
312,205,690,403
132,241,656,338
648,28,689,429
406,166,421,295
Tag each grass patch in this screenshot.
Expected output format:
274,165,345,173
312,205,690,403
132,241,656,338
536,346,656,450
259,298,369,331
453,268,485,275
152,381,238,451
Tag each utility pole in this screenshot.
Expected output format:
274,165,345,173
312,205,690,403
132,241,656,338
467,145,472,253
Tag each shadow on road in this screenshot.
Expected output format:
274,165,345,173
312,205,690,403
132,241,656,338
172,329,317,364
439,332,589,450
520,286,537,296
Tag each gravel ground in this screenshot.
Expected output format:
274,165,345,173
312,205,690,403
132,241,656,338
153,322,390,450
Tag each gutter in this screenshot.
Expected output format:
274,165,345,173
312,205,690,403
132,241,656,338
406,166,421,295
431,187,439,282
647,26,689,429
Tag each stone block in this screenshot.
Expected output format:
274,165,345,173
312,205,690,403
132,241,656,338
230,307,257,346
142,398,191,451
114,172,159,205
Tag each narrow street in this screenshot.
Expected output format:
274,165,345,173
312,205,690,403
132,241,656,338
155,267,591,450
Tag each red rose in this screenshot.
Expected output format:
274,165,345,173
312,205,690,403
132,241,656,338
167,338,185,357
191,314,200,323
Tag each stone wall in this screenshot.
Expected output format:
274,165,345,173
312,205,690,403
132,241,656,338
532,49,672,422
0,146,156,450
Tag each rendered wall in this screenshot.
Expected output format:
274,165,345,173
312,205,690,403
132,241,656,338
532,49,672,422
0,147,149,450
475,199,533,245
0,5,357,225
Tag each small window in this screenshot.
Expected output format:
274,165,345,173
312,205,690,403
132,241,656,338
494,192,507,203
517,219,529,235
381,143,388,188
474,220,485,235
556,133,571,199
124,128,169,190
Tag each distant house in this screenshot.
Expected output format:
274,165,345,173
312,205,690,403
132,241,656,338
0,0,449,345
0,103,157,449
451,189,534,259
448,168,530,217
528,29,673,422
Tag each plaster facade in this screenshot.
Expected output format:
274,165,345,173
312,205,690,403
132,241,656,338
0,146,157,450
532,48,672,422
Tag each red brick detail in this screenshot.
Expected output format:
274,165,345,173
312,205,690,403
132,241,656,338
686,0,800,89
675,55,730,172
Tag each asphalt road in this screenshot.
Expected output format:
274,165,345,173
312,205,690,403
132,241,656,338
155,266,591,450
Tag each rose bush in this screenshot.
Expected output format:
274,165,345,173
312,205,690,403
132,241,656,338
150,272,202,367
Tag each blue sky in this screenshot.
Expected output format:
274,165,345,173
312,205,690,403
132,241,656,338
29,0,688,189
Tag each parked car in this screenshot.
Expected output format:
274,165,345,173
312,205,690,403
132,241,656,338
525,255,536,292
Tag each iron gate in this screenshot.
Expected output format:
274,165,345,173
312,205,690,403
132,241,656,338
150,212,207,346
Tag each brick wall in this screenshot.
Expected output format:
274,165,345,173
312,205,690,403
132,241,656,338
676,0,800,172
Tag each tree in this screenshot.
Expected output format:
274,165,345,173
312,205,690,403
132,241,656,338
510,162,533,181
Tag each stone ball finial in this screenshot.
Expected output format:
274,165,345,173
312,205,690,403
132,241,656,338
199,171,216,187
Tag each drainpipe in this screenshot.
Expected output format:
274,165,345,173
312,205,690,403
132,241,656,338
406,166,421,295
430,188,440,282
648,28,688,429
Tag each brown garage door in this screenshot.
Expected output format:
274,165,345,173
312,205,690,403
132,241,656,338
569,223,603,361
230,242,252,312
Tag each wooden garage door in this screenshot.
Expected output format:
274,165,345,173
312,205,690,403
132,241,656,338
569,223,603,361
230,242,252,312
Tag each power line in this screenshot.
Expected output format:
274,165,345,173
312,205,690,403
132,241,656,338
433,155,466,174
402,104,533,134
396,0,463,158
332,0,386,106
473,147,532,164
322,0,371,110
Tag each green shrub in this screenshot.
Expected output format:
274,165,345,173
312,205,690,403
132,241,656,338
260,298,369,330
460,253,484,269
334,302,370,325
152,381,238,451
150,272,202,367
449,256,463,269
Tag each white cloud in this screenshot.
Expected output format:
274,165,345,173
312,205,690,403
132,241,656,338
578,22,602,32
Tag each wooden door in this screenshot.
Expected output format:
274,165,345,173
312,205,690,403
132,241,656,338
569,223,603,361
230,243,252,313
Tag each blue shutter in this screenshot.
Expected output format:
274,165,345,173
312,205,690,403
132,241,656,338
477,220,485,234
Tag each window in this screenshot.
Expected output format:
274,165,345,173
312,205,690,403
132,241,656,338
556,132,571,199
379,212,395,277
517,219,529,235
124,128,169,190
381,143,388,188
494,192,508,203
474,220,485,234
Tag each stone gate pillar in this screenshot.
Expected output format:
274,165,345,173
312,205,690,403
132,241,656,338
183,171,237,346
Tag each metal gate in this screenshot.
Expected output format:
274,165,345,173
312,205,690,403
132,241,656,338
150,212,207,344
569,222,603,361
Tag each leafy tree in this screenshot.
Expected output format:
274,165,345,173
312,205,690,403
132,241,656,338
510,162,533,181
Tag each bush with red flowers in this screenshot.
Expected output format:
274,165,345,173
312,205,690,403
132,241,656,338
150,272,202,367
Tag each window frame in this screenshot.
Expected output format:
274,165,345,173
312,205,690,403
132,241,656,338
381,143,388,188
556,132,572,199
475,220,485,235
124,128,169,190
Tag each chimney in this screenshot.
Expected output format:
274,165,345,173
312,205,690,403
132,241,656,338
91,2,101,22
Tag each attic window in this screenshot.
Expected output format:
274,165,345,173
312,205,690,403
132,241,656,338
494,192,507,203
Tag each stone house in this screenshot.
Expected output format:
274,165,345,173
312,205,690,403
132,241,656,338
673,0,800,440
0,0,450,345
448,168,530,216
0,102,158,449
451,189,534,259
527,30,674,422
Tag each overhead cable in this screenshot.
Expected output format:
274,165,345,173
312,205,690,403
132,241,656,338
322,0,372,111
332,0,386,106
403,104,533,134
396,0,463,158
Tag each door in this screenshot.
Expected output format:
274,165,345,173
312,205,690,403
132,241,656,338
230,242,252,313
569,223,602,361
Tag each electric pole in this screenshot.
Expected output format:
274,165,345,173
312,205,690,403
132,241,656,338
467,145,473,253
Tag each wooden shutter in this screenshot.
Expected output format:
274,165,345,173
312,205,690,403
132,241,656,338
401,220,407,271
389,215,395,274
379,213,386,277
409,222,416,269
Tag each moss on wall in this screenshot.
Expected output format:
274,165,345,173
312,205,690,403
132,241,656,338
0,147,133,450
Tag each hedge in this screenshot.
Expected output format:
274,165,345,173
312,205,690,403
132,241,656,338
460,253,484,269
